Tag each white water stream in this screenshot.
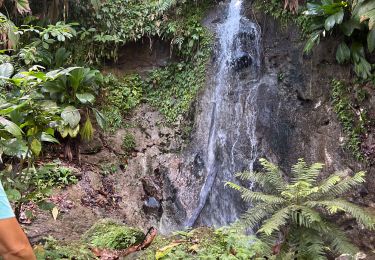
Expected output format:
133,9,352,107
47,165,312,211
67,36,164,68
185,0,261,227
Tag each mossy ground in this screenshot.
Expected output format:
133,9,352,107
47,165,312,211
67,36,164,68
34,219,144,259
34,220,268,259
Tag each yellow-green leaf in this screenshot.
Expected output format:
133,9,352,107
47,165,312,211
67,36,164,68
155,242,181,260
30,139,41,156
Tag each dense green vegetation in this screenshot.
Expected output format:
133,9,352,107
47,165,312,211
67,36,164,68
35,220,270,260
256,0,375,81
255,0,374,160
227,158,375,259
0,0,213,222
331,79,368,160
303,0,375,80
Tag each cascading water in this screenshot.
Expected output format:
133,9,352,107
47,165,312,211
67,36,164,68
185,0,262,227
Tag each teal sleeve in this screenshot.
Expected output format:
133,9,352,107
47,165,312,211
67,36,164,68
0,182,15,219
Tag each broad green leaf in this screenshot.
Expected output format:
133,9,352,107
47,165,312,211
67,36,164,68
69,68,85,92
351,42,365,63
0,63,14,78
304,31,321,53
0,116,22,137
352,0,375,16
304,3,322,15
325,16,336,31
5,189,21,201
55,47,71,68
45,128,54,135
354,57,372,78
368,29,375,52
41,132,60,143
325,9,344,31
68,125,80,137
336,42,351,63
92,108,106,129
2,138,28,158
340,19,362,36
58,126,69,138
61,106,81,128
31,138,41,156
45,66,80,79
76,93,95,104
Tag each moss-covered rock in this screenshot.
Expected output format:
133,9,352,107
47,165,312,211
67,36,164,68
82,219,145,250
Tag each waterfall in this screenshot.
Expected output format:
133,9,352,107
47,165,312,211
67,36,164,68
185,0,261,227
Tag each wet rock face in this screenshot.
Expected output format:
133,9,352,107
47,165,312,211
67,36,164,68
231,52,252,71
163,0,374,239
25,104,186,241
245,4,375,253
250,8,356,171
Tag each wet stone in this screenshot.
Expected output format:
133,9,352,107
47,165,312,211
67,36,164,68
231,53,252,71
144,197,160,208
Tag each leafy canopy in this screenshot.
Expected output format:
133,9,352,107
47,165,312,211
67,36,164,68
303,0,375,79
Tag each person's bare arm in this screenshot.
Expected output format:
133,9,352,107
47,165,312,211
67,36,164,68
0,217,35,260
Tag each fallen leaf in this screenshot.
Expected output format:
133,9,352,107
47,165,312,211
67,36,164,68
155,242,182,260
52,207,59,220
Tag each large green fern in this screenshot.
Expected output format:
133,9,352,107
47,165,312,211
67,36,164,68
227,158,375,259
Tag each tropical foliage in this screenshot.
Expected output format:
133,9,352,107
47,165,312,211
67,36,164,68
331,79,368,160
302,0,375,79
35,222,271,260
227,158,375,259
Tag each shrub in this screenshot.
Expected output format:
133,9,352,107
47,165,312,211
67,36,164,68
227,158,375,259
122,133,136,155
104,74,143,113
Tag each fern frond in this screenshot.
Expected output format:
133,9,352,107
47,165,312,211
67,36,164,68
309,173,341,199
236,169,286,195
291,158,323,185
288,227,326,260
226,182,286,204
257,231,281,249
232,203,278,230
290,206,322,228
313,221,358,255
257,158,287,192
313,171,366,199
306,199,375,230
257,206,290,236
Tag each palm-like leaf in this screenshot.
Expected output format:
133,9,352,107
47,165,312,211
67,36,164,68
291,158,323,185
306,199,375,230
290,205,322,228
232,203,278,230
313,221,358,255
236,158,287,193
257,206,290,235
226,182,285,204
229,158,374,258
312,171,366,199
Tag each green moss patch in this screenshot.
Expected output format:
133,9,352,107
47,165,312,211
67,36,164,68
82,219,145,250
